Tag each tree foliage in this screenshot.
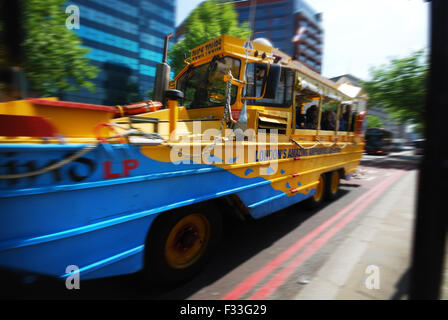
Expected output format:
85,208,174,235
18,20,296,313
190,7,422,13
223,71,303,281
366,115,383,129
169,0,251,75
362,50,427,132
1,0,99,97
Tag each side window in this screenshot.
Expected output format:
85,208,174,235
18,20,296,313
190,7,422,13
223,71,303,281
245,63,267,98
276,67,294,106
245,64,294,107
321,102,338,131
176,63,209,108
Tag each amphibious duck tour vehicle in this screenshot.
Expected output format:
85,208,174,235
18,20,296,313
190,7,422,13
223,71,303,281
0,35,366,285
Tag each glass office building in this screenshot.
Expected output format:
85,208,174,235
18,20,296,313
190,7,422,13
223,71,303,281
64,0,175,105
233,0,323,74
234,0,295,56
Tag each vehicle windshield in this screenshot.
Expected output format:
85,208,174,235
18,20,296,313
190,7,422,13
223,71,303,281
176,56,241,108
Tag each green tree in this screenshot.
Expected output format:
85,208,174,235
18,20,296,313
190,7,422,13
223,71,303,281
366,115,383,129
169,0,251,75
145,90,154,100
1,0,99,97
362,50,427,134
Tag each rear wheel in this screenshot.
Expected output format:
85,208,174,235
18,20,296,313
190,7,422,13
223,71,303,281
306,174,326,209
144,203,222,286
325,170,341,201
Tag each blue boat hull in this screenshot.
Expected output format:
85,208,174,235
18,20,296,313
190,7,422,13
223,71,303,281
0,143,315,280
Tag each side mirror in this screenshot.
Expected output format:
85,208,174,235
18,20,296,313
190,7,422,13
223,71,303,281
165,89,184,101
264,64,281,99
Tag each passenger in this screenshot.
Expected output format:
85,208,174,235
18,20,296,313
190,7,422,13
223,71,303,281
338,114,347,131
305,105,318,129
296,103,306,129
254,65,265,96
321,110,329,130
340,105,352,131
255,66,265,81
322,110,336,130
350,111,357,132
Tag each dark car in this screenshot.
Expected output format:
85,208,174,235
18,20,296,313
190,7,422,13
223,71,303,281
391,140,405,152
413,139,425,155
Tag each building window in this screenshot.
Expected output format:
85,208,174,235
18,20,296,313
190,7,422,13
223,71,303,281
271,29,285,40
140,33,165,48
140,49,163,63
67,3,138,35
149,20,174,35
75,26,139,53
255,20,267,29
87,0,138,17
257,8,267,18
140,65,156,77
273,6,286,16
141,1,174,22
86,48,139,70
271,18,283,27
239,9,249,20
254,31,268,39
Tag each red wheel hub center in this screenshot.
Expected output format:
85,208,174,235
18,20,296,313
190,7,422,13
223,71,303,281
173,223,200,253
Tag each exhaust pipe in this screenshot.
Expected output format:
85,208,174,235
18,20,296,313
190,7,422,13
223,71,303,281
153,33,173,106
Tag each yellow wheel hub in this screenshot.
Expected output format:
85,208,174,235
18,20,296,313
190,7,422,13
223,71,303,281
313,176,324,202
165,213,210,269
331,171,340,194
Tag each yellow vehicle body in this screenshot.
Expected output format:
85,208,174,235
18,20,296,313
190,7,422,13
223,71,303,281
0,35,365,214
111,35,365,216
0,35,365,283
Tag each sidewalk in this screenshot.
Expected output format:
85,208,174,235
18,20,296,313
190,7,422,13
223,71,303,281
293,169,447,300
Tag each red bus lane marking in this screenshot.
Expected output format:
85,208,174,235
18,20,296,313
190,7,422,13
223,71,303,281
248,168,409,300
221,168,410,300
220,171,399,300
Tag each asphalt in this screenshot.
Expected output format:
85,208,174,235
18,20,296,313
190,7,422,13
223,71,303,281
292,168,448,300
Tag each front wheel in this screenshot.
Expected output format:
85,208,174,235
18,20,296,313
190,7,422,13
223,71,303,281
144,203,222,286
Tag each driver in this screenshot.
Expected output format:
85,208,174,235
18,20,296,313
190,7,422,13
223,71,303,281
255,66,265,81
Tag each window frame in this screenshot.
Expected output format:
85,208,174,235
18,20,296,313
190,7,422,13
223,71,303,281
244,64,295,108
176,55,242,109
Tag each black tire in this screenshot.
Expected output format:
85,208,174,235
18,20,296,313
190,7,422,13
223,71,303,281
325,170,341,201
306,174,327,209
143,202,222,286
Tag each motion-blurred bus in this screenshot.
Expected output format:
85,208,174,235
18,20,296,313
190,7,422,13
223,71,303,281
365,128,393,155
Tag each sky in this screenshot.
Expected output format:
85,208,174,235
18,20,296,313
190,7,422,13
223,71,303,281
175,0,430,80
